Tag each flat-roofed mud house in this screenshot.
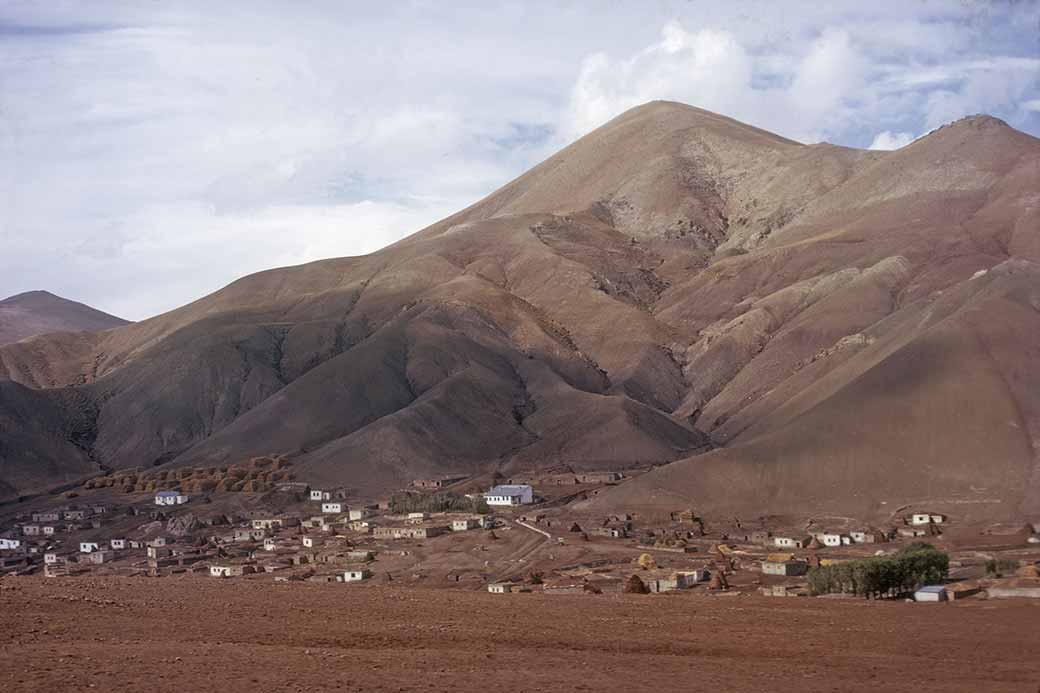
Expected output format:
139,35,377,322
209,564,256,578
341,568,372,582
850,530,887,544
762,558,808,576
372,526,447,540
774,536,811,549
412,476,466,490
89,550,115,564
452,518,481,532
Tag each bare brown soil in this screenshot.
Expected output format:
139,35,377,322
2,577,1038,692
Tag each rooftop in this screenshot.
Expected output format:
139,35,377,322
916,585,946,593
487,484,531,495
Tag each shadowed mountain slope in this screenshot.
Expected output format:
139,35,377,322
1,101,1037,518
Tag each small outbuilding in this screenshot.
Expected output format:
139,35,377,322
342,568,372,582
914,585,947,602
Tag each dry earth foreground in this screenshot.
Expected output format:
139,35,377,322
1,577,1038,692
1,101,1039,524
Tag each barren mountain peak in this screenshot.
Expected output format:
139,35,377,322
0,104,1037,523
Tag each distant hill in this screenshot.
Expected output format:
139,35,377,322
0,102,1037,520
0,291,129,346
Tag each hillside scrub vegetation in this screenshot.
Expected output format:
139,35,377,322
389,491,488,515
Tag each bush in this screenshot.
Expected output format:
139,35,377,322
985,558,1018,577
389,491,486,515
807,542,948,598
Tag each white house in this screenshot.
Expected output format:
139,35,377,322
348,508,373,521
110,538,127,550
452,518,481,532
311,489,346,502
850,530,886,544
154,491,188,506
149,537,168,547
42,526,56,536
484,484,534,506
341,568,371,582
22,524,40,536
262,538,277,551
820,533,849,547
488,582,513,593
0,538,22,550
774,536,810,549
321,501,347,514
302,535,322,548
44,552,60,565
79,542,100,553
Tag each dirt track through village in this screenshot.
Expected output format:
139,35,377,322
2,577,1038,692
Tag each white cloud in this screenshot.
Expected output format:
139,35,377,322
868,131,915,150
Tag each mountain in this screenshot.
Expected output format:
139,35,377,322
0,102,1037,520
0,291,129,346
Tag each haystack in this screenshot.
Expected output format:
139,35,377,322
708,572,728,590
1015,563,1040,578
623,574,649,594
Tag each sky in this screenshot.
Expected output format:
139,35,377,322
2,1,1038,320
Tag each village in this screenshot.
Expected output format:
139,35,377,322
2,459,1039,603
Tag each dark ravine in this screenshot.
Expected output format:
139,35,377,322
0,102,1037,520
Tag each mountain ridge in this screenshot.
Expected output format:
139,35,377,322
0,101,1037,520
0,290,130,348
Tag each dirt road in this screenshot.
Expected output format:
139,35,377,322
1,577,1038,692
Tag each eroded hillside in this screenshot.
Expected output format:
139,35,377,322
1,102,1037,517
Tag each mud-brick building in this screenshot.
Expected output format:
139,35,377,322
373,526,447,540
762,559,808,577
774,536,811,549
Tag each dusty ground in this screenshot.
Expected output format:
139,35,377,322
1,577,1038,692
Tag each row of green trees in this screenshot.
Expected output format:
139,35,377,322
807,542,949,599
388,491,489,515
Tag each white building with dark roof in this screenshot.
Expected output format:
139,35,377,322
154,491,188,506
484,484,534,506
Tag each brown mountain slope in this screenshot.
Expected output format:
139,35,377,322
0,101,1037,517
0,290,129,346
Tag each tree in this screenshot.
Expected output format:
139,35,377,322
807,543,948,598
638,553,657,570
